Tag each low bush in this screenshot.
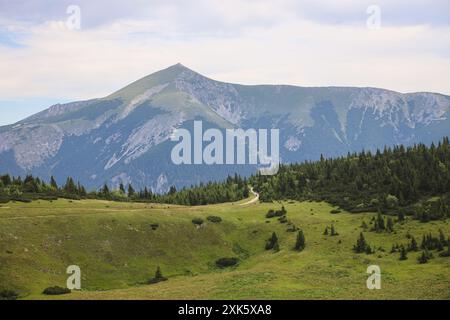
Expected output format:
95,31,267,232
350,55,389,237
266,206,287,218
0,289,19,300
207,216,222,223
148,266,168,284
215,257,239,268
42,286,71,295
192,218,204,225
150,223,159,230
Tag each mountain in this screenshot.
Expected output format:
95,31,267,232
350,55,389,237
1,63,449,191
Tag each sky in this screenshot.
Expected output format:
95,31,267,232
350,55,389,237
0,0,449,125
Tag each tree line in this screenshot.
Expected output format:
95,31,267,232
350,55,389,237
249,137,450,221
0,173,248,206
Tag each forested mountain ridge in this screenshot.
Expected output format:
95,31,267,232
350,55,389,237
0,64,449,190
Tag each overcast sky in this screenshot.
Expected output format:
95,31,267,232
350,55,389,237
0,0,449,125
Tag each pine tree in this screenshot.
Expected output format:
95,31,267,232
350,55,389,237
397,210,405,222
119,183,125,194
101,183,110,197
354,232,369,253
323,227,329,235
149,266,167,284
168,186,177,195
409,237,418,252
330,224,338,236
386,217,394,232
418,249,431,264
375,212,385,232
127,184,135,198
265,232,279,251
399,245,408,260
439,229,446,246
50,176,58,190
294,230,305,251
64,177,77,194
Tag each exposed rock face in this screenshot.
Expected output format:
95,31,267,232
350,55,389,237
0,64,449,190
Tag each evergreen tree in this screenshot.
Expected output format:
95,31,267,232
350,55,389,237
386,217,394,232
397,210,405,222
50,176,58,190
399,245,408,260
439,229,446,246
354,232,369,253
149,266,167,284
361,221,368,230
375,212,385,232
418,249,432,264
101,183,110,198
294,230,305,251
127,184,135,198
265,232,279,251
408,237,418,252
330,224,338,236
64,177,77,194
168,186,177,195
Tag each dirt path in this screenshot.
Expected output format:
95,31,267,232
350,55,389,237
239,188,259,206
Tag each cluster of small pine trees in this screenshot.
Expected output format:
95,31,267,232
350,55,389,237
323,224,338,236
390,230,449,263
369,212,394,232
265,230,306,252
353,232,374,254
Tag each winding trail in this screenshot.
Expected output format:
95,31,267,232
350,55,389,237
239,187,259,206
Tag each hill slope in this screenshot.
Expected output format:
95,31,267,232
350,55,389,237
0,198,449,299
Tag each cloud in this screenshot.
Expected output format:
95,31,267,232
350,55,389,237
0,0,449,108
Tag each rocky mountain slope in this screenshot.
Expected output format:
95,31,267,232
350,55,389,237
1,64,449,191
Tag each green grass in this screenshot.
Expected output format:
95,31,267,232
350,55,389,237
0,198,449,300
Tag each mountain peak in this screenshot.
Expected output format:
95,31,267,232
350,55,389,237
108,63,198,100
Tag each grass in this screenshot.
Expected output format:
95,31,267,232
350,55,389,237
0,198,449,300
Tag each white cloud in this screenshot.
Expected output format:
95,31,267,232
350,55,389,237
0,0,449,105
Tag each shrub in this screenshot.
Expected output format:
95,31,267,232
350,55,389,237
0,289,19,300
418,249,432,264
265,232,279,251
148,266,168,284
150,223,159,230
386,194,399,209
42,286,71,295
353,232,374,254
278,216,287,224
192,218,204,225
294,230,306,251
266,207,286,218
215,257,239,268
207,216,222,223
11,197,32,203
330,209,341,214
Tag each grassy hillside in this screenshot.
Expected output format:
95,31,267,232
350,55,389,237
0,196,449,300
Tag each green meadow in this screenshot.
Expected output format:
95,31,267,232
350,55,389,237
0,196,449,300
